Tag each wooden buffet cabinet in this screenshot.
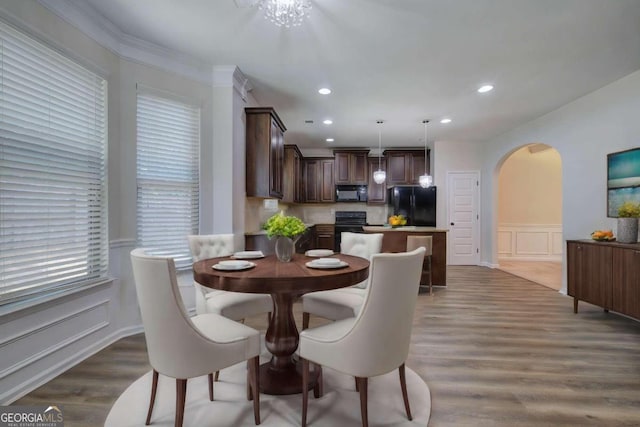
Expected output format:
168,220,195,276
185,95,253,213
363,226,447,286
567,239,640,321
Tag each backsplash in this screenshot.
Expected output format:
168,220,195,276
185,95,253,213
244,198,387,232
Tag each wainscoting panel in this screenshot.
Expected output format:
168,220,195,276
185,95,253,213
498,223,562,261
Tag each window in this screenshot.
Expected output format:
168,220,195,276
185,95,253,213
0,22,108,303
136,91,200,269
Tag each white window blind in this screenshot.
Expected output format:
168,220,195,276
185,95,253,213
0,21,108,303
136,92,200,269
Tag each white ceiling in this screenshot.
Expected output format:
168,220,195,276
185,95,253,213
72,0,640,149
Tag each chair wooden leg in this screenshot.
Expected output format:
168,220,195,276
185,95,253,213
399,363,412,420
247,356,260,425
428,256,433,295
214,370,220,382
247,360,253,401
175,378,187,427
356,377,369,427
145,369,159,425
313,364,323,398
208,373,214,401
355,377,359,392
302,312,310,330
267,312,272,324
301,358,310,427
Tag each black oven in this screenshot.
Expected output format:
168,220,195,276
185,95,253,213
334,211,367,252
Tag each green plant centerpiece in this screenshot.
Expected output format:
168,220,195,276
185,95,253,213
618,201,640,218
263,212,307,262
616,201,640,243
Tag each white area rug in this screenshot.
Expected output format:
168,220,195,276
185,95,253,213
106,357,431,426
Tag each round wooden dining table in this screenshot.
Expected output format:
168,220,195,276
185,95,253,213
193,252,369,395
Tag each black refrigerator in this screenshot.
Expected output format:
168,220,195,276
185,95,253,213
387,186,437,226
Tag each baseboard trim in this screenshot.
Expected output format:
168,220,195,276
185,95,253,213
1,324,144,404
479,261,500,268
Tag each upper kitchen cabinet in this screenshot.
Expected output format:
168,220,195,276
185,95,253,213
303,158,334,203
282,144,303,203
245,107,286,198
333,150,369,185
367,157,387,204
384,149,429,185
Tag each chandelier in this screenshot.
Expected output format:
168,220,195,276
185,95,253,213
258,0,311,28
419,120,433,188
373,120,386,184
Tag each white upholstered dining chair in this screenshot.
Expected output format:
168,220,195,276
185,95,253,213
130,248,261,427
188,234,272,322
301,232,383,329
299,247,426,427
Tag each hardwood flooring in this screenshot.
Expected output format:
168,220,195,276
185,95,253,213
498,260,562,291
13,266,640,426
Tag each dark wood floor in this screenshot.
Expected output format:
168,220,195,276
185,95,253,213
14,266,640,426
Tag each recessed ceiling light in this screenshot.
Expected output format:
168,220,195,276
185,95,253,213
318,88,331,95
323,119,333,125
440,118,452,124
478,85,494,93
326,138,334,142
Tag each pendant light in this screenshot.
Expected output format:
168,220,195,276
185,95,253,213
419,120,433,188
373,120,386,184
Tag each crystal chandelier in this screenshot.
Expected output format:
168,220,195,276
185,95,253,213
258,0,311,28
419,120,433,188
373,120,386,184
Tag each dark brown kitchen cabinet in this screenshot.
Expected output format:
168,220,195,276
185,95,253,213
333,150,369,185
315,224,335,250
282,144,302,203
567,239,640,322
383,149,429,185
245,107,286,198
303,158,334,203
367,157,387,204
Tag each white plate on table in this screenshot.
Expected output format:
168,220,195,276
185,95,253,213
212,261,256,271
231,251,264,259
305,260,349,269
305,249,335,257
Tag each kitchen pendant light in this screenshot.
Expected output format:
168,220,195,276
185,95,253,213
373,120,386,184
419,120,433,188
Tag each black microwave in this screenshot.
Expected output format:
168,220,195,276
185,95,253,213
335,185,368,202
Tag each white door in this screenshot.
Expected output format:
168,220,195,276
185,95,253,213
447,171,480,265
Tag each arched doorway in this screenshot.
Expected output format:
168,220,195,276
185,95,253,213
496,144,562,290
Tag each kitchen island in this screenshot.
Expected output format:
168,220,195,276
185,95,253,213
363,226,448,286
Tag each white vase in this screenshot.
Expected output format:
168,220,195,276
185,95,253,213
617,217,639,243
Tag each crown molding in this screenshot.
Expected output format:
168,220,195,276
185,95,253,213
37,0,213,84
212,66,253,101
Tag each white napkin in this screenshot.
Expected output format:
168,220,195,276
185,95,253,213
306,249,334,257
218,260,251,268
233,251,264,258
313,257,341,266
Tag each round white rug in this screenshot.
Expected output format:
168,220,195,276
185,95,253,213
106,356,431,426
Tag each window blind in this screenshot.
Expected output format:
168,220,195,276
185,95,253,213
136,92,200,269
0,21,108,303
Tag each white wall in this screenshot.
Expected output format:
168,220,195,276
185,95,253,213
0,1,237,403
433,140,484,230
481,70,640,291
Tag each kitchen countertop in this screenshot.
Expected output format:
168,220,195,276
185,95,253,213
363,226,449,232
245,223,317,236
